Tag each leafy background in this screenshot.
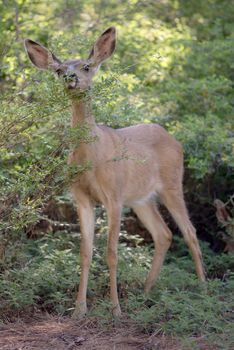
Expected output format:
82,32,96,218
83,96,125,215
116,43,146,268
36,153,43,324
0,1,233,348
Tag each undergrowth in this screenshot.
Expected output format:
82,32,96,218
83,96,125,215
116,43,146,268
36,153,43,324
0,230,233,349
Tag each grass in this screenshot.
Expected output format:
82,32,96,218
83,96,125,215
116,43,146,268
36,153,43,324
0,231,233,349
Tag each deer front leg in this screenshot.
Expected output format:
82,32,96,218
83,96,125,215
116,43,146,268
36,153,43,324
106,204,122,317
72,198,94,319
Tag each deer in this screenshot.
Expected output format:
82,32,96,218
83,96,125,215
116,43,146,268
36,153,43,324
24,27,205,319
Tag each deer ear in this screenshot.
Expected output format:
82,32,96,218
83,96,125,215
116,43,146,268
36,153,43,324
88,27,116,66
24,39,61,70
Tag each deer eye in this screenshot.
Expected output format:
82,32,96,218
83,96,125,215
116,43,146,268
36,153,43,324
83,64,90,72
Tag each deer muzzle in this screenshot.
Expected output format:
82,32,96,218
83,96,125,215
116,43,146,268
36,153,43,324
63,73,79,89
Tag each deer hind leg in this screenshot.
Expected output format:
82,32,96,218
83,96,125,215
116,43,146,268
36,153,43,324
133,201,173,293
106,204,122,317
160,189,205,281
72,196,95,319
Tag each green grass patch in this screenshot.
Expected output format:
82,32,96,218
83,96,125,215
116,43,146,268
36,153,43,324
0,232,233,349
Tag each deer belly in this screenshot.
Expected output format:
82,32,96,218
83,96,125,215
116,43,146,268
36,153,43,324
123,175,162,207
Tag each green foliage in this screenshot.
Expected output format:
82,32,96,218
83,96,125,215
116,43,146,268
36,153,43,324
0,232,80,314
0,2,233,347
1,0,233,234
0,232,233,348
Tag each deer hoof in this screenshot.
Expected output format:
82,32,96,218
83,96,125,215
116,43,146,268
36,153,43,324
112,304,121,318
71,302,87,320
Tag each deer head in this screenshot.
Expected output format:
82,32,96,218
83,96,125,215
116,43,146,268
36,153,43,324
24,27,116,91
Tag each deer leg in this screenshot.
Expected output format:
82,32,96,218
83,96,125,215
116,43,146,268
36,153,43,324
106,204,122,317
133,202,172,293
72,197,94,319
161,189,206,281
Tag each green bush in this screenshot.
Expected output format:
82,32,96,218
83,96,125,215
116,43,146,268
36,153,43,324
0,3,233,348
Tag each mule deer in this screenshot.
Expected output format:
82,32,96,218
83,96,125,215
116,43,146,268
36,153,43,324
25,27,205,318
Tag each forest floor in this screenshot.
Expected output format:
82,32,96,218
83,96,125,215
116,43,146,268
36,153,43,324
0,313,215,350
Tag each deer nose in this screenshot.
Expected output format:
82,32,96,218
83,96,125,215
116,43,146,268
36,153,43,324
68,73,77,79
63,73,78,81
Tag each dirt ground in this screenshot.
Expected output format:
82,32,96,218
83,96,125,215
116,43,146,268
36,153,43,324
0,314,185,350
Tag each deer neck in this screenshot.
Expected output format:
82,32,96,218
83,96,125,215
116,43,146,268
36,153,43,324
71,96,95,128
70,96,99,161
